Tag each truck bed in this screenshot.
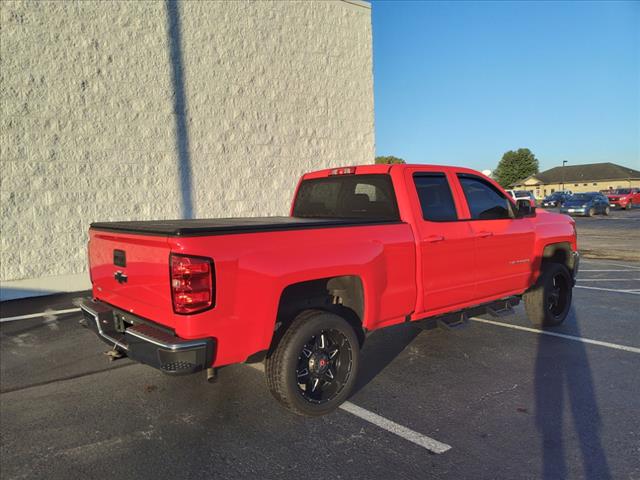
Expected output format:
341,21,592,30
90,217,400,237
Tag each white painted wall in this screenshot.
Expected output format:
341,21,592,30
0,0,374,300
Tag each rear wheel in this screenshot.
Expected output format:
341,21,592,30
265,310,360,416
524,263,573,328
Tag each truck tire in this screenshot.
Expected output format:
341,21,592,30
265,310,360,416
524,263,572,328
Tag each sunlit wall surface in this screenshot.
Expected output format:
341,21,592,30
0,1,374,299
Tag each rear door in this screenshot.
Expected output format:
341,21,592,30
455,173,535,298
405,168,477,314
88,229,175,327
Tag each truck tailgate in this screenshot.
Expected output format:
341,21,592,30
88,229,175,328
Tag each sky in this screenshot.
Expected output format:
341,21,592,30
371,0,640,173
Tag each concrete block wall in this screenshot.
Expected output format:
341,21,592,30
0,0,374,300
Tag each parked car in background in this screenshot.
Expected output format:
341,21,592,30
506,189,536,206
560,192,610,217
606,188,640,210
541,192,571,208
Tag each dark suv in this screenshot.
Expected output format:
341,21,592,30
541,192,570,208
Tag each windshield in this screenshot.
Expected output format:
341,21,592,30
570,193,595,201
613,189,631,194
293,174,400,220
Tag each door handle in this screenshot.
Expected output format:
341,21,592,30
425,235,445,243
475,231,493,238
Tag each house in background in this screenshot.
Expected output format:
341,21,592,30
512,162,640,199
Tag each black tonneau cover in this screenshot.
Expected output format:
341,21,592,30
90,217,400,237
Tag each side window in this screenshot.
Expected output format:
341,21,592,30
413,173,458,222
457,174,513,220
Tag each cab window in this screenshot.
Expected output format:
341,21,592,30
293,174,400,220
413,173,458,222
457,174,513,220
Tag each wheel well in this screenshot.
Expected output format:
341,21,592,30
273,276,365,347
541,242,576,272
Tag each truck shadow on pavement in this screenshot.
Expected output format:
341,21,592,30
534,307,611,480
353,323,422,395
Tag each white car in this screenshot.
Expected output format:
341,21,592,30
506,190,536,205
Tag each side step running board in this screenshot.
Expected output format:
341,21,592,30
437,311,469,330
412,296,520,331
486,302,515,318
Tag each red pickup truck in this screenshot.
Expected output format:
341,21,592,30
606,188,640,210
80,164,579,416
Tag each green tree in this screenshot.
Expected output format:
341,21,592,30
494,148,539,187
375,155,406,165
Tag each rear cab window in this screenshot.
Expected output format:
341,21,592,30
457,174,515,220
292,174,400,220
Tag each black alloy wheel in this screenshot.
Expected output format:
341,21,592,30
524,263,573,327
265,310,360,416
546,270,570,321
295,329,352,405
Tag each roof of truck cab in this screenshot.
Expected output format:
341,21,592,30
302,164,484,179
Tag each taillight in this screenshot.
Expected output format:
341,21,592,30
170,254,214,314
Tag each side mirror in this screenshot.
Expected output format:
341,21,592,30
516,199,536,218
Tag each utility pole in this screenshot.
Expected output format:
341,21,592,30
561,160,568,191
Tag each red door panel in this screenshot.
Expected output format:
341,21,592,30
453,173,535,298
404,168,477,315
468,219,535,297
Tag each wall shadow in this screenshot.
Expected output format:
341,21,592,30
534,307,611,479
165,0,194,219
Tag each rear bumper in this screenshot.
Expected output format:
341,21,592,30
79,298,215,375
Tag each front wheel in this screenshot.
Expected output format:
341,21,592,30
265,310,360,416
524,263,573,328
587,208,595,217
626,201,633,210
604,206,610,216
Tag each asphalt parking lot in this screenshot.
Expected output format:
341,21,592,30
1,257,638,480
544,205,640,261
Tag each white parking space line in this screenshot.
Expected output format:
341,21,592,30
574,285,640,295
246,363,451,454
580,262,640,270
0,308,81,323
340,401,452,454
579,269,638,272
577,278,640,282
471,318,640,354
